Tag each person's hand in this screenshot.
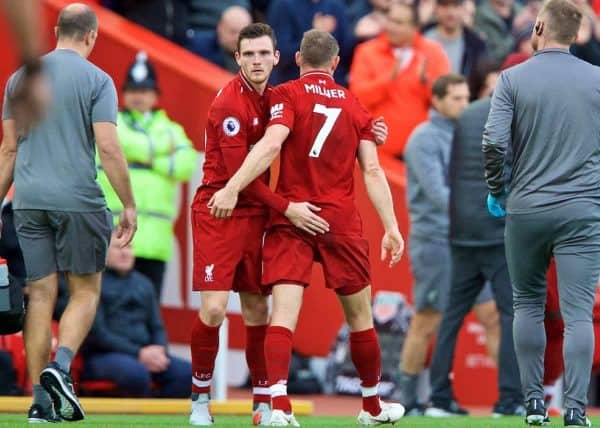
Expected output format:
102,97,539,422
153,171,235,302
138,345,170,373
116,206,137,247
208,186,239,219
487,191,507,217
10,63,51,133
313,12,337,32
284,202,329,235
381,228,404,267
372,116,388,146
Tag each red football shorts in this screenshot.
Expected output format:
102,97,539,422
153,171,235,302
262,226,371,295
192,210,266,294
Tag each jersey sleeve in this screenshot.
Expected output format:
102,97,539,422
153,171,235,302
267,85,295,130
354,97,375,142
210,105,248,148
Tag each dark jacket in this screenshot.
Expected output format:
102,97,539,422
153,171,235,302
423,23,488,77
449,98,507,246
82,269,168,357
267,0,354,85
185,30,238,73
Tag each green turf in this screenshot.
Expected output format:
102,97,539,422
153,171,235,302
1,414,600,427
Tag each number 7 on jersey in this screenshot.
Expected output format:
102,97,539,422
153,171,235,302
309,104,341,158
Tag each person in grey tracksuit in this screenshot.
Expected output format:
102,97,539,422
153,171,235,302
482,0,600,425
428,97,523,417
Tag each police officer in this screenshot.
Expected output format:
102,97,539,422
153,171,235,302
97,52,198,299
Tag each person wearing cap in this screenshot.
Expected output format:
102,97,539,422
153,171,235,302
97,52,198,299
423,0,487,78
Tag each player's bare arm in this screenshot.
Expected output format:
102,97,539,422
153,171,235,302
357,139,404,267
0,119,17,238
209,124,290,218
95,121,138,246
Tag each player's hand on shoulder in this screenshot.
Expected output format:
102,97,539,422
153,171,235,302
117,206,137,247
285,202,329,236
381,228,404,268
372,116,388,146
208,186,239,219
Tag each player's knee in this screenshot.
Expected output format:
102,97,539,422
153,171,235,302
200,301,227,326
411,311,440,338
242,299,269,325
345,310,373,332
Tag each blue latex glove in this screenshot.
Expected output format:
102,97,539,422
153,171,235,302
487,191,507,218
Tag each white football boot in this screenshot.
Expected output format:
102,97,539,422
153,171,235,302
357,400,405,426
189,394,214,426
253,402,272,426
269,409,300,426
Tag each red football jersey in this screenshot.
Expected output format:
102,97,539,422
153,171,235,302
194,73,272,216
268,71,375,233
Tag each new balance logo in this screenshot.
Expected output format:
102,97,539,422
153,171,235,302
205,264,214,282
270,103,283,120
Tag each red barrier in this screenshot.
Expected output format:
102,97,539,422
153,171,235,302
0,0,498,405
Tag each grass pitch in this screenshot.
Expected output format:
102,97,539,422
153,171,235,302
1,414,600,427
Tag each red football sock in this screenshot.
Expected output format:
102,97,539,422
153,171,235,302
350,328,382,416
265,326,293,413
191,316,220,394
246,325,270,405
544,317,564,387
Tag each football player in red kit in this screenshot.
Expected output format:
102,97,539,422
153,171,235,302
210,29,406,426
190,24,389,426
189,23,331,427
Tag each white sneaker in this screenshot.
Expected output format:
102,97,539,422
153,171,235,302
189,395,213,426
253,402,272,426
357,401,405,426
269,409,300,426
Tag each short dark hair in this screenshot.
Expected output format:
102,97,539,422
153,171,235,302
237,23,277,53
56,4,98,41
541,0,582,44
432,73,468,99
468,59,502,101
299,30,340,68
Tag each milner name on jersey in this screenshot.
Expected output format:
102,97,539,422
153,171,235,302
304,83,346,99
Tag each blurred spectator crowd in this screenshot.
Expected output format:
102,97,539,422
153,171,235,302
101,0,600,157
